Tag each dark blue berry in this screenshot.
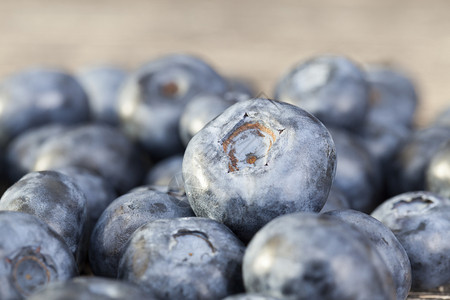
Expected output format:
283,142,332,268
89,188,194,277
118,217,245,299
183,98,336,242
0,211,77,299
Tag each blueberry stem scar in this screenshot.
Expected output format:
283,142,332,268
222,122,277,172
173,229,216,253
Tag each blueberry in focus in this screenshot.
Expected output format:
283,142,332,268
27,276,150,300
0,171,87,265
243,212,396,300
274,55,370,130
183,98,336,242
0,68,90,148
89,188,194,277
30,124,147,194
0,211,77,299
371,191,450,291
118,217,245,299
77,65,128,125
117,53,228,160
324,209,412,300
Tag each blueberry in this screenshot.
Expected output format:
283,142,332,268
117,53,228,160
357,116,411,168
5,124,70,183
77,65,127,125
54,166,117,234
179,91,248,146
128,184,173,194
319,185,350,213
226,77,255,98
89,188,194,277
355,66,417,185
371,191,450,291
324,209,412,300
243,212,395,300
388,125,450,196
27,276,150,300
144,154,184,187
274,55,370,130
30,124,147,194
222,294,280,300
0,171,87,265
183,98,336,242
365,64,418,128
0,68,89,148
328,127,382,212
426,140,450,198
118,217,245,299
432,107,450,127
0,211,77,299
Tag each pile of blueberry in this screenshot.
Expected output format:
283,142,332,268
0,53,449,300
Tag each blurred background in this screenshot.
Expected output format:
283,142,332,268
0,0,449,126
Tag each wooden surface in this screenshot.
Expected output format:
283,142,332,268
1,0,450,126
409,293,450,300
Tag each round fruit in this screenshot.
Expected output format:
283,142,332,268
183,98,336,241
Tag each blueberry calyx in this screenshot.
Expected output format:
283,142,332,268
8,247,56,296
172,229,216,253
160,81,179,98
392,196,436,213
222,120,280,173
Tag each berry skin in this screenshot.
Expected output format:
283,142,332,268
179,91,249,146
118,217,245,300
324,209,412,300
144,154,184,187
77,65,128,125
326,127,382,213
0,171,87,265
243,212,396,300
117,53,228,160
274,55,370,130
55,166,117,234
0,211,77,299
30,124,147,194
388,126,450,196
0,68,89,148
371,191,450,291
222,294,280,300
89,188,194,277
365,64,418,128
27,276,150,300
5,124,69,183
426,140,450,199
183,98,336,242
319,185,350,213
